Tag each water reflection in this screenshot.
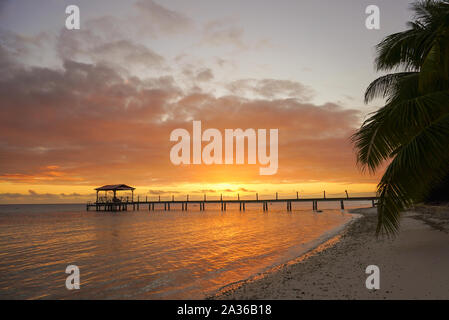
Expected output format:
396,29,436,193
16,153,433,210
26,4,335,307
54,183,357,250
0,202,367,299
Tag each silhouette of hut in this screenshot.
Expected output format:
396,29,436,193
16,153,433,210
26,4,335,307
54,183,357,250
95,184,135,203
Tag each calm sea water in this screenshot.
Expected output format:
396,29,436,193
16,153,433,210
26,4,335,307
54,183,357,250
0,202,369,299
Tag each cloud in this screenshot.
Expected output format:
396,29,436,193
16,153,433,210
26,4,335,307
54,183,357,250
203,26,245,48
91,40,164,67
200,18,274,51
148,189,181,195
238,188,256,192
0,29,53,68
0,38,379,193
56,28,165,74
201,19,246,49
134,0,194,35
227,79,314,101
195,68,214,82
0,190,92,203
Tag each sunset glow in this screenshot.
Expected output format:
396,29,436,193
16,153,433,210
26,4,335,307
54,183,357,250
0,0,412,203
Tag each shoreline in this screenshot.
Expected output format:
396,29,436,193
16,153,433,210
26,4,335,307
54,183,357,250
211,205,449,299
207,211,362,299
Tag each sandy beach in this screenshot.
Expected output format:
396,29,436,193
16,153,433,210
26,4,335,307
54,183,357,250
212,205,449,299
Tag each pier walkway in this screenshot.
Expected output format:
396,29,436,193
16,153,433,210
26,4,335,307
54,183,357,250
87,193,378,212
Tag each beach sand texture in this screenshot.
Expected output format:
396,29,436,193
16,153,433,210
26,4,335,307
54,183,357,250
213,206,449,299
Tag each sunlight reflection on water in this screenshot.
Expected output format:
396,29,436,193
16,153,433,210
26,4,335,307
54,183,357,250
0,202,370,299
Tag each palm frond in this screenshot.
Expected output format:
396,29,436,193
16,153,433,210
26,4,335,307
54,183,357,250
364,72,417,104
375,0,449,72
376,112,449,235
355,75,449,173
375,27,430,72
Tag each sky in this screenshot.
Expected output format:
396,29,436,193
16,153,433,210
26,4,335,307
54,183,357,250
0,0,415,203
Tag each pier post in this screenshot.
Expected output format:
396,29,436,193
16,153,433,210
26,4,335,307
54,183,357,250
164,203,167,211
239,202,242,211
256,193,258,201
276,192,278,200
168,203,170,211
297,192,299,199
137,196,140,210
323,191,326,199
263,202,268,211
340,200,344,210
345,190,349,199
185,202,188,211
243,202,246,211
224,202,227,211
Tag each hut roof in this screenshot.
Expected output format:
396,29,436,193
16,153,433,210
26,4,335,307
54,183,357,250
95,184,135,191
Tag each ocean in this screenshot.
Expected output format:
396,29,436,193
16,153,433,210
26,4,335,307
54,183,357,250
0,201,370,299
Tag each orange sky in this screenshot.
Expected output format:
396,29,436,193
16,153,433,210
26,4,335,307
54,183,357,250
0,73,381,203
0,1,395,203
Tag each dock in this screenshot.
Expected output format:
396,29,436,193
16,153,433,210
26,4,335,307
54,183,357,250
87,186,378,212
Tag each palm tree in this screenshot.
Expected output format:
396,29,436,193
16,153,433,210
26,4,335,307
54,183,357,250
352,0,449,235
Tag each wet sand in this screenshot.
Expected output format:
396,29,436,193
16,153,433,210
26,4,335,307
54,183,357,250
212,205,449,299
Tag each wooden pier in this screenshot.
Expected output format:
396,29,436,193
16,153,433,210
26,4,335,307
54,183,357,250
87,187,378,212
